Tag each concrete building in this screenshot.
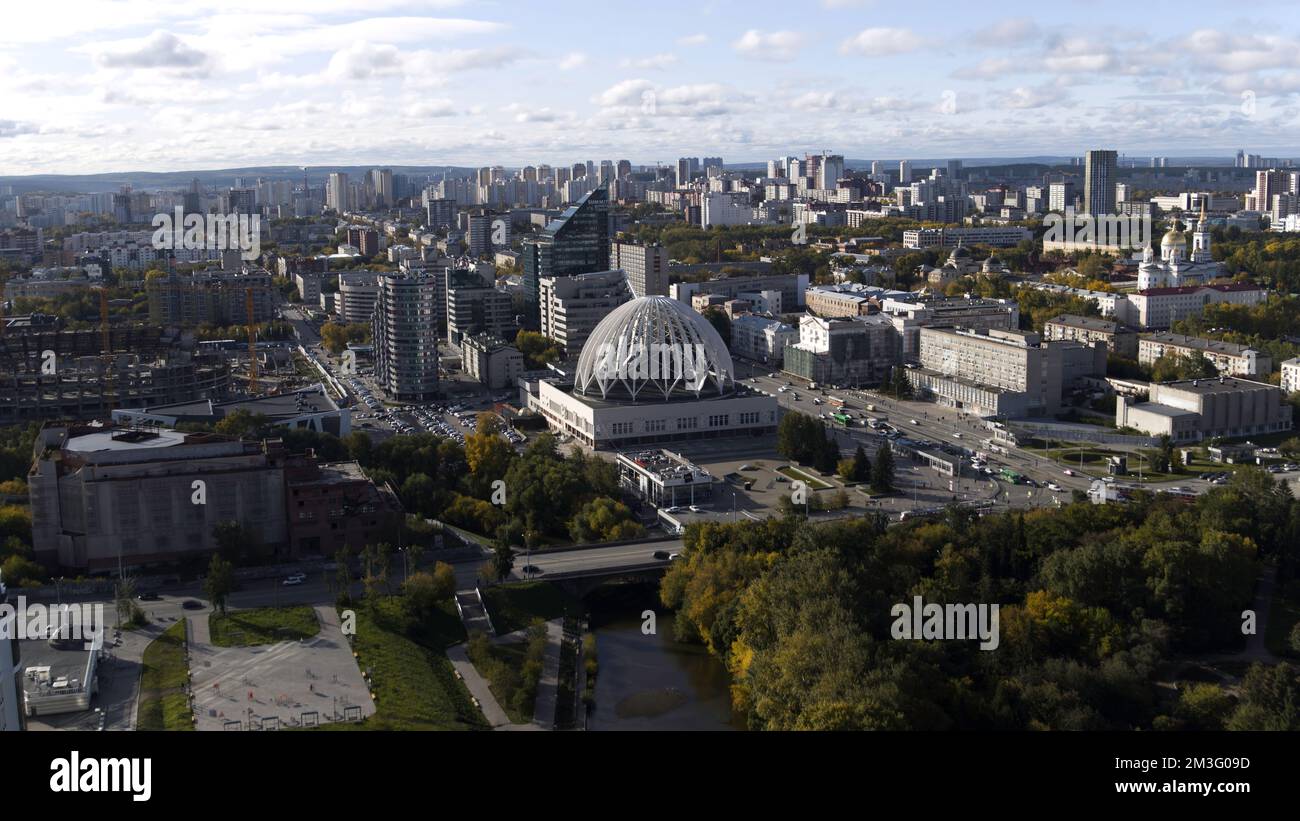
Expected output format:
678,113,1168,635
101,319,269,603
609,240,669,297
1044,314,1138,359
462,333,524,390
336,271,380,323
373,271,440,401
146,268,275,326
782,314,898,386
28,426,290,571
523,296,777,448
539,269,634,359
0,326,230,425
806,285,872,318
906,327,1061,417
0,576,23,731
902,226,1032,249
670,272,808,312
730,314,797,365
1116,377,1293,442
1126,283,1267,330
1281,357,1300,394
1084,149,1118,216
445,268,515,347
1138,333,1271,377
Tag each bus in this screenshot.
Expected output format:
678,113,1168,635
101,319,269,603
828,396,846,409
999,468,1024,484
832,412,853,427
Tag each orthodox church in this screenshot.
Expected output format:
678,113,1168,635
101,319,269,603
1136,202,1227,289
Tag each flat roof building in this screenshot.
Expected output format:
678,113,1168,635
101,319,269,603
1138,332,1271,377
1116,376,1292,442
1044,313,1137,359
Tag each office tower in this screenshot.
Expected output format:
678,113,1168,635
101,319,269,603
371,168,394,207
610,240,669,297
816,154,845,189
676,157,692,187
373,271,440,401
466,211,492,258
327,172,349,212
1083,149,1118,216
616,159,632,178
946,159,963,180
227,188,257,215
599,160,615,185
521,185,611,324
426,198,456,230
1255,170,1291,215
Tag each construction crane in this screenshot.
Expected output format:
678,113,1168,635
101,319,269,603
99,288,111,354
246,287,258,395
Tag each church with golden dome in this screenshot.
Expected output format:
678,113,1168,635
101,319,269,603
1136,202,1225,289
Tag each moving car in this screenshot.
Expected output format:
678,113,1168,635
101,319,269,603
282,576,303,586
910,419,920,425
137,592,161,601
652,550,671,560
181,599,204,610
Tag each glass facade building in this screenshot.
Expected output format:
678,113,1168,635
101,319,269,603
522,185,611,325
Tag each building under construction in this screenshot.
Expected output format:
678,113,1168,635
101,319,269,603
0,323,230,424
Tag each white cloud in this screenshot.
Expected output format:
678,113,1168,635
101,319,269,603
677,34,709,47
558,52,588,71
840,28,922,57
621,53,678,70
1002,85,1061,109
592,79,654,108
95,31,211,75
732,30,807,63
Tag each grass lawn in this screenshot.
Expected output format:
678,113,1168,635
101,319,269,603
136,622,193,731
209,606,320,647
482,581,584,635
322,597,484,731
775,464,834,490
1265,582,1300,659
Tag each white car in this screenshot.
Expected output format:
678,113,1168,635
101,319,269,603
282,576,304,586
952,432,962,438
1047,483,1062,492
910,419,920,425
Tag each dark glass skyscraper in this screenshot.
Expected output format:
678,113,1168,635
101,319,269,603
522,185,611,326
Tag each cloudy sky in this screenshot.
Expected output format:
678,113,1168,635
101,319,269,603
1,0,1299,175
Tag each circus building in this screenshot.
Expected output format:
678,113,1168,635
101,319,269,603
522,296,779,448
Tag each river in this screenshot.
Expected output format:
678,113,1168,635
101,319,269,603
585,585,742,731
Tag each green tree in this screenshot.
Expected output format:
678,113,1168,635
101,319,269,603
870,441,896,493
202,553,236,614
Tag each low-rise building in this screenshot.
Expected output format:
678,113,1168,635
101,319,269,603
1126,283,1268,330
1044,313,1138,359
782,314,898,386
1115,376,1292,442
616,449,715,508
731,315,797,365
1282,357,1300,394
1138,332,1271,377
462,333,524,390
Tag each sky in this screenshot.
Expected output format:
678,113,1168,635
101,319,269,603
1,0,1299,175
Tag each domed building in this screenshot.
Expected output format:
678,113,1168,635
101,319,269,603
525,295,778,448
1136,202,1226,289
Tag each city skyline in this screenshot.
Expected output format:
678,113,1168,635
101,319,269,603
2,0,1300,175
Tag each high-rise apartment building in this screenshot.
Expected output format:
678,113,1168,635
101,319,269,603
610,240,669,297
1084,149,1118,216
327,172,349,212
373,271,440,401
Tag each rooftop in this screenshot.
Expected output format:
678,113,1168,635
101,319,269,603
1142,333,1256,357
1159,376,1277,394
1047,313,1119,332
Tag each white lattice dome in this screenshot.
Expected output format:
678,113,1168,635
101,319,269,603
573,296,734,401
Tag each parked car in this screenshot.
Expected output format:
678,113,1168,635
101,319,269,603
282,577,303,586
181,599,204,610
137,592,161,601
